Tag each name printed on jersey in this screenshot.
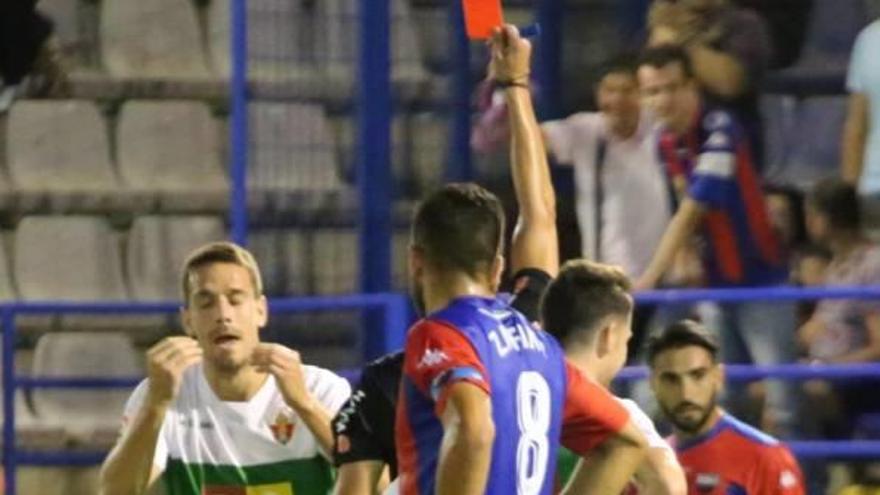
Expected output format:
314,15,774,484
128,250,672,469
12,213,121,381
481,307,547,358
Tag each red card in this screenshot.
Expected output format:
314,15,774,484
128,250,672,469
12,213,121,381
462,0,504,40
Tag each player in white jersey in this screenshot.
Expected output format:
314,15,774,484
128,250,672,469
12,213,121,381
542,260,686,494
100,242,351,495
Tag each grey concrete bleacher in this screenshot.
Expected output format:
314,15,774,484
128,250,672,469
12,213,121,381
117,100,229,213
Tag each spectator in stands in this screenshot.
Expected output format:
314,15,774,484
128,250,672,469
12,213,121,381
647,320,805,494
100,242,351,495
799,179,880,438
791,244,832,326
636,45,798,436
842,20,880,230
0,0,69,111
764,185,807,254
473,55,681,359
540,55,671,282
474,56,677,281
646,0,772,171
802,179,880,365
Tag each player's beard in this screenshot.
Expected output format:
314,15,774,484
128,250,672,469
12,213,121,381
410,279,427,317
661,391,718,435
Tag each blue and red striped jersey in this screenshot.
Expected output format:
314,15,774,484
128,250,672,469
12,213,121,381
395,296,629,495
671,413,805,495
659,106,787,287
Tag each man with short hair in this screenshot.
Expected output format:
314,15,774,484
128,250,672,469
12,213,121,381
647,320,805,495
540,55,672,281
395,25,648,495
100,242,351,495
646,0,773,170
542,260,686,495
333,23,646,495
636,45,797,436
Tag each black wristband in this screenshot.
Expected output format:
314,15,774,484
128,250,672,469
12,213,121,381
495,80,530,89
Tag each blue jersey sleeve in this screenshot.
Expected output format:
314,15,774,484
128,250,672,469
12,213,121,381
689,110,740,209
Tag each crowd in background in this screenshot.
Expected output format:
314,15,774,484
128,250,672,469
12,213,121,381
474,0,880,490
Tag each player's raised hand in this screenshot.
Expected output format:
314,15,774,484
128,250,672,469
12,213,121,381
145,336,203,408
489,24,531,84
251,343,311,410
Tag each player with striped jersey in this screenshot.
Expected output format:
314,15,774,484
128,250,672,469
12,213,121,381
100,242,351,495
395,26,649,495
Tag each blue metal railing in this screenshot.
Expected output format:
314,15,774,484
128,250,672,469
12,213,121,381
228,0,249,245
6,287,880,493
0,294,409,494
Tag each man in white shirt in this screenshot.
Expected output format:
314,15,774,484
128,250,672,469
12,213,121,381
842,20,880,230
100,241,351,495
541,56,673,279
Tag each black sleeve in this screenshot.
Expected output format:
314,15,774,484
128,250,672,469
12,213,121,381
331,352,402,476
505,267,553,322
331,374,388,467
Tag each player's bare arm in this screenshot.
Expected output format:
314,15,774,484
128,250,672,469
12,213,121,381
333,460,388,495
100,336,203,495
638,197,706,290
251,343,336,454
634,445,688,495
491,25,559,278
562,419,648,495
436,381,495,495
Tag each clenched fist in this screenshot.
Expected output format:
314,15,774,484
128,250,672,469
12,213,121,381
251,343,312,411
145,336,203,409
489,24,532,85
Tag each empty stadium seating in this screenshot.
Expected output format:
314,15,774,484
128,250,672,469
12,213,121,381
7,100,126,213
334,114,408,192
248,102,346,216
209,0,323,96
761,95,848,187
798,0,869,66
117,100,229,213
126,215,226,302
769,0,870,89
15,216,127,303
248,229,311,297
323,0,429,96
312,228,358,296
409,112,449,194
0,234,18,303
13,215,141,336
30,332,140,448
100,0,210,79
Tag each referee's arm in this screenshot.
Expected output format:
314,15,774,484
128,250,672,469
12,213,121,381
502,26,559,278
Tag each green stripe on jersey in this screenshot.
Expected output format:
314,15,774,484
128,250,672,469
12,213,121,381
558,447,578,487
163,456,334,495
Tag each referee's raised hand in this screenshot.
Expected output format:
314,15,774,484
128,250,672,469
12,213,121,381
489,24,531,85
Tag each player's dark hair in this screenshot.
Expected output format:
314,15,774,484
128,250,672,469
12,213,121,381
412,183,505,279
807,178,861,232
646,319,719,366
637,45,694,79
540,260,633,349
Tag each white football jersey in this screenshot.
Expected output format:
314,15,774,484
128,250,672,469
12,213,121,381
122,363,351,494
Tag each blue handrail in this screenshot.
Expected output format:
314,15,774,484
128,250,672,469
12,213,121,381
0,294,409,494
